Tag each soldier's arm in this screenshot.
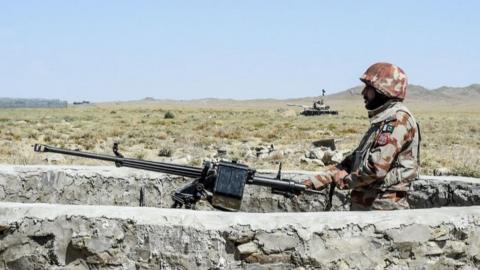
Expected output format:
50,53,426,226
382,160,418,188
343,111,415,189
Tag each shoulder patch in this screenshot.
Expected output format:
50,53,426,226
382,124,395,133
375,133,391,146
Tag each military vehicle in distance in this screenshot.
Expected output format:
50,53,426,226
287,89,339,116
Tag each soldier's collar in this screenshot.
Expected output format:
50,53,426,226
368,100,399,121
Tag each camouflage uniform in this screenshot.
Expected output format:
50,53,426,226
308,63,421,210
341,100,420,210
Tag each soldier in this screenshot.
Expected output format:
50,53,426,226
305,62,421,210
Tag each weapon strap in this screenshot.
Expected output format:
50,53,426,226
324,183,336,211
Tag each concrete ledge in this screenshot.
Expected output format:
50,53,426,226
1,202,480,269
1,201,480,232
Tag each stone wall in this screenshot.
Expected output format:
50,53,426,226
0,202,480,269
1,165,480,269
1,165,480,211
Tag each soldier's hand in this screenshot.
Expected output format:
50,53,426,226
303,179,314,189
303,174,333,191
333,169,349,189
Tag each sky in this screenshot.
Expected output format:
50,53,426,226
0,1,479,102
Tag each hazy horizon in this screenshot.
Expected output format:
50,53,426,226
2,82,480,103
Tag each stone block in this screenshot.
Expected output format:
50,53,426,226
256,231,300,254
237,242,259,256
386,224,431,244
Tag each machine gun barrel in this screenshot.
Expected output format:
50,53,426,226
250,175,306,193
33,144,204,178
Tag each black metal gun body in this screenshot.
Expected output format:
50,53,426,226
34,143,316,211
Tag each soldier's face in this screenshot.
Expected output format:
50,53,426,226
362,85,376,108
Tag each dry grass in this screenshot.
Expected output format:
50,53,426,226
0,99,478,177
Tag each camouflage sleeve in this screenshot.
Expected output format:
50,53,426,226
344,111,415,189
381,163,418,189
308,166,338,190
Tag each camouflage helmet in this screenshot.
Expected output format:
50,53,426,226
360,62,408,100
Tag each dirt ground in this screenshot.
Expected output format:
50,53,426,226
1,98,479,177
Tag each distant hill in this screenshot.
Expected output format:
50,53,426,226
97,83,480,109
433,84,480,98
328,84,480,102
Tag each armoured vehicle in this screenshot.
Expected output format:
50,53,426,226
288,90,339,116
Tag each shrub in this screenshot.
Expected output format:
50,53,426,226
158,146,173,157
164,111,175,119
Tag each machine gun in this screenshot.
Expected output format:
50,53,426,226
33,143,320,211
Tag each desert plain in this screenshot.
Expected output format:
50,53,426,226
1,88,479,178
